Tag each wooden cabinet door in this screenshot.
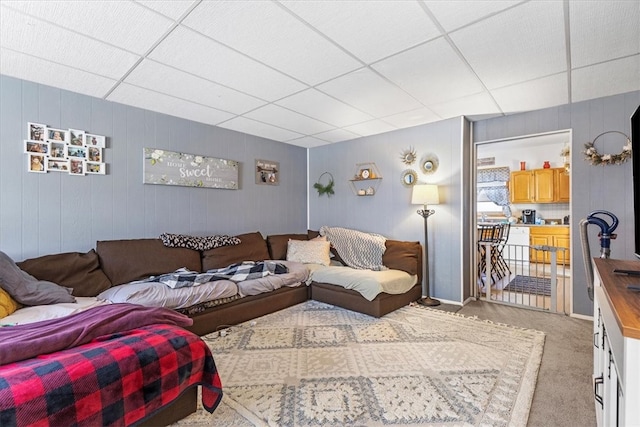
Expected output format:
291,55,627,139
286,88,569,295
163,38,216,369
530,234,551,263
533,169,555,202
510,171,533,203
555,168,570,202
553,235,571,264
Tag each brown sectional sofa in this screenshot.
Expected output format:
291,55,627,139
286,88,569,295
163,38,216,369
17,230,423,336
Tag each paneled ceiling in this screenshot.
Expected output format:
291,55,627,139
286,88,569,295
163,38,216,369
1,1,638,148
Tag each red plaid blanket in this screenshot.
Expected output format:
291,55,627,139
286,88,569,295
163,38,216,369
0,324,222,426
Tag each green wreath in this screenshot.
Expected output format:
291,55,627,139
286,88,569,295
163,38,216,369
313,172,335,197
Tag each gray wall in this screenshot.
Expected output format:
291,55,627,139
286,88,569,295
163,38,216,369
0,75,308,262
473,90,640,316
309,117,467,304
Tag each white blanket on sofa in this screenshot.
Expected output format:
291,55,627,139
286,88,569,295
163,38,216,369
307,264,417,301
319,226,388,271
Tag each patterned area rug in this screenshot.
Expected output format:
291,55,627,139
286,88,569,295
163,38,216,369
172,300,545,427
504,275,552,296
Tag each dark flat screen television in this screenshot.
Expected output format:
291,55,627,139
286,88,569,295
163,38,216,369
633,104,640,259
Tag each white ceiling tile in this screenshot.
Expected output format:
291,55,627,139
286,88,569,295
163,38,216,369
381,107,441,129
313,128,362,144
572,56,640,103
244,104,335,135
124,60,266,114
429,91,501,120
286,136,328,148
181,1,361,85
570,1,640,68
0,6,139,79
423,0,524,32
149,27,306,101
107,83,235,126
2,1,174,55
0,48,117,98
318,68,423,117
217,117,303,142
450,1,566,89
134,0,198,20
491,73,568,114
275,89,373,128
343,120,397,137
280,1,439,63
373,37,485,105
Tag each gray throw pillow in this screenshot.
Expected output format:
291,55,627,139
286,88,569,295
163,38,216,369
0,251,75,305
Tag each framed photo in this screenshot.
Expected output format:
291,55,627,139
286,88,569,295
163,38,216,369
50,142,66,158
28,153,47,173
87,146,102,162
69,129,85,146
24,140,49,155
46,127,68,143
28,122,46,141
85,133,105,147
69,159,85,176
47,158,69,172
86,162,105,175
66,145,87,159
255,159,279,186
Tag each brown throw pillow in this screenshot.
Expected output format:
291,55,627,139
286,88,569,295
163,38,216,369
17,249,112,297
382,240,421,276
0,251,75,305
267,234,308,260
202,232,270,270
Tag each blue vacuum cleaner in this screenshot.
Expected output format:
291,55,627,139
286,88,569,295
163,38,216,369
580,210,618,301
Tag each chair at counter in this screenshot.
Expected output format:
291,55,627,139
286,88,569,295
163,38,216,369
478,223,511,285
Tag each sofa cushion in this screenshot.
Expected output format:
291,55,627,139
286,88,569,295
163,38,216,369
267,234,308,260
17,250,112,297
0,288,21,318
286,240,331,266
308,229,345,265
0,251,75,305
382,240,421,276
96,239,202,286
202,232,270,270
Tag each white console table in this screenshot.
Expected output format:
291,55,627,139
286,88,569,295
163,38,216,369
593,258,640,427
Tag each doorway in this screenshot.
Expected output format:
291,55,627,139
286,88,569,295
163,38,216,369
474,130,572,314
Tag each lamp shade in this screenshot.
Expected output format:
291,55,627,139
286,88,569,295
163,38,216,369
411,184,440,205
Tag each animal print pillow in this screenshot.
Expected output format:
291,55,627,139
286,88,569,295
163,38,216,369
160,233,241,251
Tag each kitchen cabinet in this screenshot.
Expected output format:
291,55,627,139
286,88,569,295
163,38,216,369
592,258,640,427
529,226,570,264
509,167,569,203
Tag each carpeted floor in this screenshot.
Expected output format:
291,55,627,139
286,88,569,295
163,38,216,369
173,300,545,426
504,275,552,296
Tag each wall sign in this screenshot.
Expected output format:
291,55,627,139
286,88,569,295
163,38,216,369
143,148,238,190
255,159,279,185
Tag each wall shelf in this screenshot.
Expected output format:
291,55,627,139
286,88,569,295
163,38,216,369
349,162,382,196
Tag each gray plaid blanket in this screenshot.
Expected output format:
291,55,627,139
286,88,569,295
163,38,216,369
132,261,289,288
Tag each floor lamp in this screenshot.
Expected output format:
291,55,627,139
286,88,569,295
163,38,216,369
411,184,441,306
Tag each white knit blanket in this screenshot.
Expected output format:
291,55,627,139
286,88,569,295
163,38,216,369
319,226,387,271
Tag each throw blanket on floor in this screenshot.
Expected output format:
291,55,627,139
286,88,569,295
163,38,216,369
134,262,289,288
0,324,222,427
320,226,388,271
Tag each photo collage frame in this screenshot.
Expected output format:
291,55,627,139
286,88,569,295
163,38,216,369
25,122,106,175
